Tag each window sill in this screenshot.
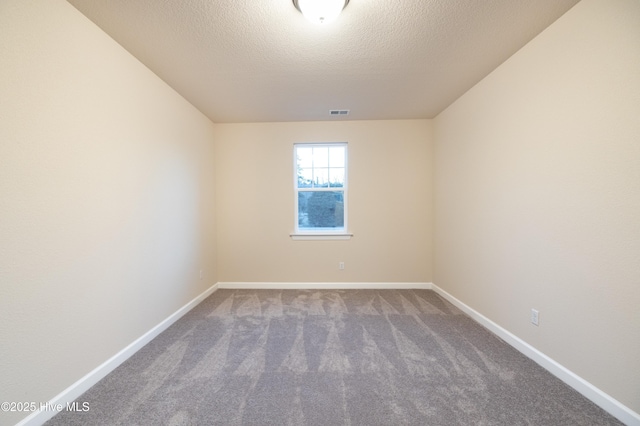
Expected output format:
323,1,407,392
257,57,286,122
290,233,353,241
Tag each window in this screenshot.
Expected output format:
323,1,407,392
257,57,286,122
293,143,350,239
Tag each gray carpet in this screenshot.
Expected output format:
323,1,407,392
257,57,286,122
46,289,622,425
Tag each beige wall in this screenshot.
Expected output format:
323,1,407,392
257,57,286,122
0,1,216,424
215,120,433,283
434,0,640,414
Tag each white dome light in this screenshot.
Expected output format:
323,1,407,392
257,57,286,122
293,0,350,24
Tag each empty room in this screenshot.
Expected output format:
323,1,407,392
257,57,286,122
1,0,638,425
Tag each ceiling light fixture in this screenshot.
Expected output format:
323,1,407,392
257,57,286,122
293,0,350,24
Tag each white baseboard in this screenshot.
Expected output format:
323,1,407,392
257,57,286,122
217,282,433,290
16,283,219,426
430,283,640,426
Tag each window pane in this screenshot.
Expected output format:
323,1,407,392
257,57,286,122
329,168,344,187
313,147,329,168
314,168,329,187
298,168,313,188
298,191,344,229
329,146,345,167
297,147,312,168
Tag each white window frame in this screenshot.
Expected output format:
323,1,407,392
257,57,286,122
291,142,352,240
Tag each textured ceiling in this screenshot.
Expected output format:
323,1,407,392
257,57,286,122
66,0,580,123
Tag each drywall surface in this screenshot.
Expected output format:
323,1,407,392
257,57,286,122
434,0,640,414
0,1,216,424
215,120,433,283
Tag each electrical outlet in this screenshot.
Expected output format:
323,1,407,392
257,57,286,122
531,309,539,326
339,262,345,270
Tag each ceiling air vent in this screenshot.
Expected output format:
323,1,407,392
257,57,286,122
329,109,350,116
